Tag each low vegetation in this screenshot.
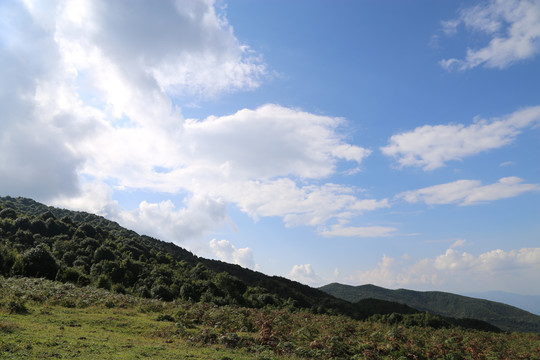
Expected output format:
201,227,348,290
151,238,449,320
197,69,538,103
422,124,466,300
2,277,540,359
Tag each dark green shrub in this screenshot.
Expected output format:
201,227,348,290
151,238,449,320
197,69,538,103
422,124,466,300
15,229,34,247
77,273,91,286
93,245,115,262
0,208,17,220
57,267,81,284
96,275,111,290
156,314,175,322
78,224,96,238
112,283,126,294
151,284,174,301
6,297,28,314
39,211,56,221
62,251,76,266
23,245,58,280
29,219,47,235
14,217,31,231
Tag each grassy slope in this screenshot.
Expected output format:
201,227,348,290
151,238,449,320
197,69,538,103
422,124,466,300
0,277,281,360
2,277,540,360
319,283,540,333
1,305,239,359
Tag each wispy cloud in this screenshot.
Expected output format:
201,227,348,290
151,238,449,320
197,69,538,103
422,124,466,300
450,239,467,249
440,0,540,70
320,222,396,238
398,176,540,206
381,106,540,170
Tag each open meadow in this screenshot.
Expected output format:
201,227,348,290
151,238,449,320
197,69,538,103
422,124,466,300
2,277,539,360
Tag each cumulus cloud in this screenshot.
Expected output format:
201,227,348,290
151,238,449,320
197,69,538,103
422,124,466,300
381,106,540,170
210,180,385,228
289,264,323,286
50,180,120,216
398,176,540,206
1,0,385,248
1,0,263,199
181,105,370,180
440,0,540,70
52,180,228,253
209,239,256,269
119,196,228,245
350,247,540,294
0,1,82,201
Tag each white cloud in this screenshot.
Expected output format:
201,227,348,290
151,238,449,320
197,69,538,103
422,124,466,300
352,255,405,287
0,1,82,201
52,180,228,253
1,0,388,248
50,180,119,217
56,0,266,99
398,176,540,206
349,247,540,294
119,196,228,246
211,180,386,228
450,239,467,249
441,0,540,70
289,264,322,286
381,106,540,170
320,222,397,238
181,105,370,180
1,0,264,198
209,239,256,269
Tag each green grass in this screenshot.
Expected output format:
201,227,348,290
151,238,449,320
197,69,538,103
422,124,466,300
0,277,288,360
2,277,540,360
0,304,264,359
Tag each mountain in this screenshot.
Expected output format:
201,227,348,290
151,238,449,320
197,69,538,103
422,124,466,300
0,196,419,321
0,196,507,333
319,283,540,333
462,291,540,316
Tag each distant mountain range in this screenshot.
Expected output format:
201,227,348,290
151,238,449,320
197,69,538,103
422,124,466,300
461,291,540,316
319,283,540,333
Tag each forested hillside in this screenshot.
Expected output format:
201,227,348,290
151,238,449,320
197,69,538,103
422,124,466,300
320,283,540,333
0,196,511,334
0,196,417,320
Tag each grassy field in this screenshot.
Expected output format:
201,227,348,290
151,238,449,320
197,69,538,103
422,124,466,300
2,277,540,360
0,304,266,359
0,277,285,360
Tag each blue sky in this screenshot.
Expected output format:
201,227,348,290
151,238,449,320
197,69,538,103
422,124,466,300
1,0,539,295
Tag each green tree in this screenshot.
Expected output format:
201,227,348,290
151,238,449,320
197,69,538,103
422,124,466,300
23,245,58,280
0,208,17,219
